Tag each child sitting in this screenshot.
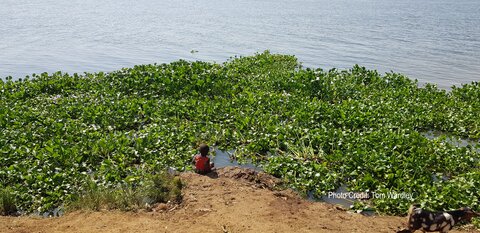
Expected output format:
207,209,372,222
192,143,214,174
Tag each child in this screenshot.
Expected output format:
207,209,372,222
192,143,214,174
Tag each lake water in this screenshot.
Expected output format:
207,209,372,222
1,0,479,89
213,149,262,171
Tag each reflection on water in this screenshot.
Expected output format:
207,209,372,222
310,184,355,208
2,0,480,89
213,149,262,171
422,130,479,148
422,130,480,153
308,185,376,216
30,207,64,218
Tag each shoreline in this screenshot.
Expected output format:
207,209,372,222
1,167,478,233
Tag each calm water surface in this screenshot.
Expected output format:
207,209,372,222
1,0,479,88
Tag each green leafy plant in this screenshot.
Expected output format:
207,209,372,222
1,52,479,220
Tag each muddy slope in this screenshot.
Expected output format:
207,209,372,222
1,167,478,233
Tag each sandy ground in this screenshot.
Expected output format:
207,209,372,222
1,167,478,233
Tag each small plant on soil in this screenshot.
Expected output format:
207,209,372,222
67,172,182,211
0,187,17,216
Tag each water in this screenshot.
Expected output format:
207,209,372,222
307,185,376,216
1,0,479,89
422,130,480,151
213,149,262,171
309,185,355,208
212,150,368,211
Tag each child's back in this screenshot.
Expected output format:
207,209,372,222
193,144,214,174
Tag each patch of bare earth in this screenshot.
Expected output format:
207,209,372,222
1,167,478,233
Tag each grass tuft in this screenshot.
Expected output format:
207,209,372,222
473,218,480,229
144,174,183,204
67,172,183,212
0,187,17,216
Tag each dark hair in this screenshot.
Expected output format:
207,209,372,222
199,143,209,156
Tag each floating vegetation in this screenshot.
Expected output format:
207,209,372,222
0,51,479,215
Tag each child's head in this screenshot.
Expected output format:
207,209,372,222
199,143,209,156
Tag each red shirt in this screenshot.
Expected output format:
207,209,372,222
194,154,211,173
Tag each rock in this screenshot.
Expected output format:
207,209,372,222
153,203,168,212
194,208,212,213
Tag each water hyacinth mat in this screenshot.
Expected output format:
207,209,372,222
1,52,479,217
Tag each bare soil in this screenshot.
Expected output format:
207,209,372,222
1,167,478,233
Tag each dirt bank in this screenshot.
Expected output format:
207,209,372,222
1,167,478,233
